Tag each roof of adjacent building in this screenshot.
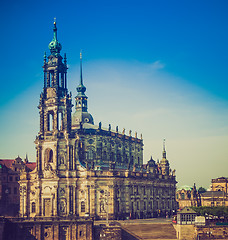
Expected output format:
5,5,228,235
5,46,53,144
179,207,197,214
0,158,36,171
0,159,15,169
212,177,228,182
201,191,227,198
177,185,193,191
25,162,37,171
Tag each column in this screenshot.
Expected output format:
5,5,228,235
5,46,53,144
125,184,130,215
108,184,114,219
90,184,96,217
67,185,70,215
87,185,90,215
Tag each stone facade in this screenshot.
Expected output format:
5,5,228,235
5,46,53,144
176,184,200,209
19,21,177,223
211,177,228,193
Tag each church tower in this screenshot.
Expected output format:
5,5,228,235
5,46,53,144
36,20,73,176
72,52,94,128
38,20,71,138
160,139,170,175
19,21,75,218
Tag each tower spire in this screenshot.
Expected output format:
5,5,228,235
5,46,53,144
163,138,166,159
72,52,94,127
76,51,86,97
80,50,83,85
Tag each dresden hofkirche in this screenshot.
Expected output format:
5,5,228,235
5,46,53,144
19,22,177,222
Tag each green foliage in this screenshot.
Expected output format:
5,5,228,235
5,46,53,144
191,206,228,218
198,187,207,194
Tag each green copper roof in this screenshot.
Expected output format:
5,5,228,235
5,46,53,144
48,20,62,56
177,185,193,191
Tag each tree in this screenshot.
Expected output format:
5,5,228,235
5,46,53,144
198,187,207,194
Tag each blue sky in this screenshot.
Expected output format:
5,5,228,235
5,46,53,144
0,0,228,188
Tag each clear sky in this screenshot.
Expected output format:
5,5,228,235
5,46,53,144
0,0,227,188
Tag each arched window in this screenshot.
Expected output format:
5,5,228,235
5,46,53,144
48,150,53,163
45,148,53,163
187,192,191,199
32,202,36,213
48,112,54,131
87,149,94,161
103,151,107,160
111,152,114,162
117,152,121,162
81,201,85,212
124,154,128,163
58,112,63,130
50,71,54,87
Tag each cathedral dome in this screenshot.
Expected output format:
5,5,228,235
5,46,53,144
72,111,94,127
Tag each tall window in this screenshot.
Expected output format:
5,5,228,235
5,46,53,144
58,112,63,130
32,202,36,213
50,71,54,86
117,152,121,162
48,113,54,131
87,149,94,161
137,201,139,210
81,201,85,212
111,152,114,162
45,148,53,163
103,151,107,161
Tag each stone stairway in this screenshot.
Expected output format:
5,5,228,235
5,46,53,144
121,223,177,240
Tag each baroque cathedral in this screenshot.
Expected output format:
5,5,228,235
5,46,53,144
19,21,177,221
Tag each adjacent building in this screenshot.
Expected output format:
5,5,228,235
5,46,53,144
176,184,200,209
0,156,35,216
201,177,228,207
176,177,228,209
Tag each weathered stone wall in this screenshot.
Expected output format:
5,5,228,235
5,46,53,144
94,225,122,240
1,217,93,240
174,224,195,240
195,225,228,239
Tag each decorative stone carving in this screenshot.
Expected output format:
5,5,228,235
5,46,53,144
43,164,56,178
100,199,106,213
59,199,66,214
59,188,65,196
